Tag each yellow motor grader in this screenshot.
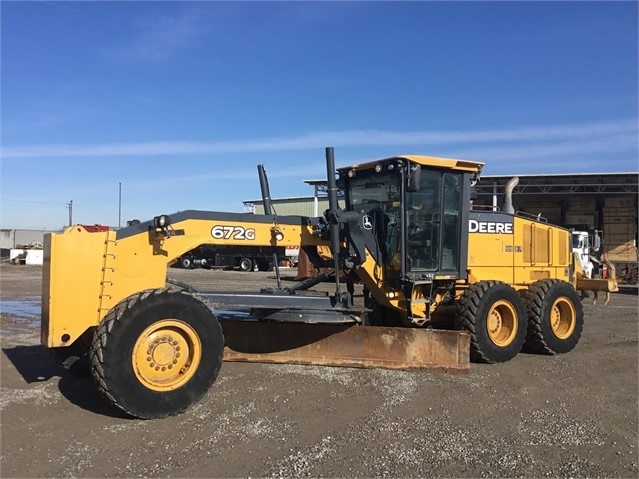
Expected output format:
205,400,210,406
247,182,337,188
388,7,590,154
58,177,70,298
41,147,617,418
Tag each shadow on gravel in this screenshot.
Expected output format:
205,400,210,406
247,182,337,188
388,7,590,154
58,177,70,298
3,344,129,419
3,344,59,382
57,376,130,419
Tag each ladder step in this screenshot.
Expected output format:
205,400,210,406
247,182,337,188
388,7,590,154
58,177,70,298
410,299,430,305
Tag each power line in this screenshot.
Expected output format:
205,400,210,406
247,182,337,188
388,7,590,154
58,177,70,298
0,198,68,205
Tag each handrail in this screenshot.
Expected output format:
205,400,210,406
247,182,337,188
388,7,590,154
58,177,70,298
516,210,548,222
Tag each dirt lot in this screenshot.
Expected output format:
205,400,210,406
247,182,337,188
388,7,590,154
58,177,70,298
1,263,637,478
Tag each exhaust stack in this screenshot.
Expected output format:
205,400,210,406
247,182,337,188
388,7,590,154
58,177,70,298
503,176,519,214
258,165,274,215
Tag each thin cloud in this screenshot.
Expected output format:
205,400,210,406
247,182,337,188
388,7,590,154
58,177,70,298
451,134,638,170
101,10,210,63
116,163,326,194
2,119,636,159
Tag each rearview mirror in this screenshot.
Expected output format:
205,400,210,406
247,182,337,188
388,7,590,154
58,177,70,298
407,165,421,192
592,234,601,251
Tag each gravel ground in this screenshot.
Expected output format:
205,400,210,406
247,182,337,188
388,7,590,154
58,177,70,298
1,263,637,478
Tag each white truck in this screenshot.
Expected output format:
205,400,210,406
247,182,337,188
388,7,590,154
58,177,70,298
571,229,604,279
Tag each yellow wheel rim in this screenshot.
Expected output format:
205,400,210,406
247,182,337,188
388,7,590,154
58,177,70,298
132,320,202,391
549,296,576,339
486,300,518,347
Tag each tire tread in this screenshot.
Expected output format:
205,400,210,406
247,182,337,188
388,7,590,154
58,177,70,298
456,280,527,364
89,288,223,418
521,279,583,355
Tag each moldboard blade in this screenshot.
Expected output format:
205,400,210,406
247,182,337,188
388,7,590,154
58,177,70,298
220,320,470,370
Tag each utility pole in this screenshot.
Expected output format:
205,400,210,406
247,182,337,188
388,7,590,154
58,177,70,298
118,182,122,228
67,200,73,227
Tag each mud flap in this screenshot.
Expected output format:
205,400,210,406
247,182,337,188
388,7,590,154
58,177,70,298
220,320,470,370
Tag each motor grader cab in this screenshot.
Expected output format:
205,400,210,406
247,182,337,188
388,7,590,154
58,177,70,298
41,147,614,419
331,154,477,326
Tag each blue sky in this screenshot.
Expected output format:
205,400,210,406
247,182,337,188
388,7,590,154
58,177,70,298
1,1,637,230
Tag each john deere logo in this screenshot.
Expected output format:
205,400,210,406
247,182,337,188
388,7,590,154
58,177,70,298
469,219,513,234
362,216,373,230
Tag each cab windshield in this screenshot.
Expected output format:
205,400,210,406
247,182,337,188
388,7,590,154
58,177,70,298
406,169,462,273
348,171,401,275
571,234,583,249
346,165,463,277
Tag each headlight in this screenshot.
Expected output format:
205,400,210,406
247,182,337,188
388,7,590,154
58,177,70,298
154,215,171,228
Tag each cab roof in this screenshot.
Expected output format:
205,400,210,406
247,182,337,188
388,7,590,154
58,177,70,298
338,155,484,174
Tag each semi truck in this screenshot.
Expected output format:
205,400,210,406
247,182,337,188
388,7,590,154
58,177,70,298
175,244,288,271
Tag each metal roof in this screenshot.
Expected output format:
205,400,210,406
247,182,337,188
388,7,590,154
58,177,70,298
474,172,638,196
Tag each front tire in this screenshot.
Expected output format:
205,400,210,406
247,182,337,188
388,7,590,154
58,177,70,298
89,288,224,419
521,279,583,354
455,281,527,363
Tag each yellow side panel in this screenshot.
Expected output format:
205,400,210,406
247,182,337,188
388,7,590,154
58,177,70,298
535,227,550,263
558,230,568,265
467,232,515,284
467,216,571,288
522,222,551,264
42,227,112,347
514,217,570,285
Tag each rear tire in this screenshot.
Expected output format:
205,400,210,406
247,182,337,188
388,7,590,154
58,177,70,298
239,257,253,272
89,288,224,419
521,279,583,354
455,281,527,363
